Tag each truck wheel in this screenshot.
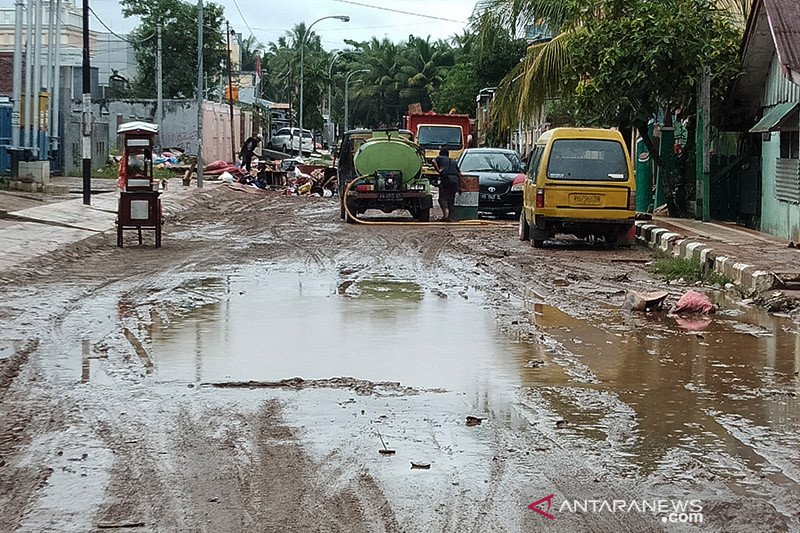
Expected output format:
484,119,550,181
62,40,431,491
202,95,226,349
417,208,430,222
518,211,530,241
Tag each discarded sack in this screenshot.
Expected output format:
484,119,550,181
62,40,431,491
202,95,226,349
622,290,669,312
671,290,716,314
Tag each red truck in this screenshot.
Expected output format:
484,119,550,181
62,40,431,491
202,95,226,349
403,112,474,163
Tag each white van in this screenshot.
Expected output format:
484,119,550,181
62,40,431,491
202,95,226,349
269,127,314,156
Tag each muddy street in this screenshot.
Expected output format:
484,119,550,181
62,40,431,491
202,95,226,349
1,187,798,532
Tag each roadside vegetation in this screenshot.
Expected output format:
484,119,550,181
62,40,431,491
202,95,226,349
650,252,731,286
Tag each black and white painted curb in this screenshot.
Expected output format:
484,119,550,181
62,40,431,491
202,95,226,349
635,220,776,295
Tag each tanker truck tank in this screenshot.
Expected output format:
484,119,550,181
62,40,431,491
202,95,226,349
338,130,433,222
353,131,424,191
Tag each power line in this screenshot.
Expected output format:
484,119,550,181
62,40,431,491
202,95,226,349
88,7,154,44
332,0,467,24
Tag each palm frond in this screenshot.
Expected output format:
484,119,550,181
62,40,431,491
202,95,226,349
492,30,574,129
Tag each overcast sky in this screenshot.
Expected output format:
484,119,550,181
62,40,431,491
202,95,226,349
83,0,478,48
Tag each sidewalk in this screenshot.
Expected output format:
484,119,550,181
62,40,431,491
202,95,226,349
636,217,800,295
0,181,216,272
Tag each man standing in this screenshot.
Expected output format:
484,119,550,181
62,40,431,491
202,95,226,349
432,148,462,222
239,133,262,172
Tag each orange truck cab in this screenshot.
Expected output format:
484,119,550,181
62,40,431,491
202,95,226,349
518,127,636,248
404,112,473,163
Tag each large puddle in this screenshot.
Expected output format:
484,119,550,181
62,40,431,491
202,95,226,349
146,270,540,411
114,267,800,479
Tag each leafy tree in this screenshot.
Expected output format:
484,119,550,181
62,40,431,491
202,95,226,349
121,0,227,99
432,61,479,115
478,0,743,214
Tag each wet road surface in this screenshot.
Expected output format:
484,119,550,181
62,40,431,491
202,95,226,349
1,188,798,532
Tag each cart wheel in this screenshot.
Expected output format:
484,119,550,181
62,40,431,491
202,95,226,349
117,224,123,248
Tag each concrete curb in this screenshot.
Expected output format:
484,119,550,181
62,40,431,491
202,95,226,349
635,220,777,295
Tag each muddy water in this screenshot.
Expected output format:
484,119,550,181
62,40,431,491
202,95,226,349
525,299,800,478
142,268,800,486
147,270,537,407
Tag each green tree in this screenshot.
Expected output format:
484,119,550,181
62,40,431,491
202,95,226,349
121,0,227,99
479,0,743,214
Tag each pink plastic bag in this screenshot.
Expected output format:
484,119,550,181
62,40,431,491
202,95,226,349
671,290,716,314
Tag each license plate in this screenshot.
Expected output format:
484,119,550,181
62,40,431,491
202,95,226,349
480,194,501,201
570,193,602,206
377,193,402,200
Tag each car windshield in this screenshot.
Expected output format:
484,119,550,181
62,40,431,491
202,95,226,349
417,126,462,150
460,151,524,173
547,139,628,181
302,131,312,139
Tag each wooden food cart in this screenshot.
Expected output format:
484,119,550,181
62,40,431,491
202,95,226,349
116,122,163,248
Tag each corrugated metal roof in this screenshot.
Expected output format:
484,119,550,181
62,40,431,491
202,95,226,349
765,0,800,85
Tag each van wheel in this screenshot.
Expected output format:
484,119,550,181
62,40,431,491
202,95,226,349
518,211,530,241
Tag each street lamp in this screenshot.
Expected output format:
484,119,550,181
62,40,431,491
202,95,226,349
344,69,368,133
299,15,349,137
327,49,362,123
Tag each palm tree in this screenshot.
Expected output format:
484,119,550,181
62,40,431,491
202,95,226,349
398,36,454,111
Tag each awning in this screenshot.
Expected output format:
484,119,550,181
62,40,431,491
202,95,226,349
749,102,799,133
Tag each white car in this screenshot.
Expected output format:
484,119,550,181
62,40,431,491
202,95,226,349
269,128,314,156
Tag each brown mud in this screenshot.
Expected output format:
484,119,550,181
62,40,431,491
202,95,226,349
0,186,798,532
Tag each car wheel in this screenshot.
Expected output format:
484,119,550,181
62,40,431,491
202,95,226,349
281,144,287,154
518,210,530,241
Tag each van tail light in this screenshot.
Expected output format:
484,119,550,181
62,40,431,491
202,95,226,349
628,189,636,211
536,188,545,208
511,174,525,192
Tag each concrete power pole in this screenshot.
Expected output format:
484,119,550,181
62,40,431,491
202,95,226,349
32,0,43,158
195,0,204,188
81,0,91,204
225,21,235,163
10,0,24,174
50,0,61,157
156,23,163,133
23,0,33,152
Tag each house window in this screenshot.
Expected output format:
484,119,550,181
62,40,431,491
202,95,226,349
780,130,799,159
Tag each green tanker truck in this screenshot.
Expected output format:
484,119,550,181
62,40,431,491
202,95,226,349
337,129,433,222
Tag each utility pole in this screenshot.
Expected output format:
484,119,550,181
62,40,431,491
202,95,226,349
696,66,711,222
23,0,33,153
50,0,61,158
156,23,163,132
81,0,91,204
195,0,204,188
10,0,24,175
225,21,236,163
32,0,43,158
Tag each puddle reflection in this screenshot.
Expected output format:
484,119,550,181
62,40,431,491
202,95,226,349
526,301,800,474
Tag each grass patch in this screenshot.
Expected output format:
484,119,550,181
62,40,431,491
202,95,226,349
650,252,731,286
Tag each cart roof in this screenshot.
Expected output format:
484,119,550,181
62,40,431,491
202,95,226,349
117,121,159,135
